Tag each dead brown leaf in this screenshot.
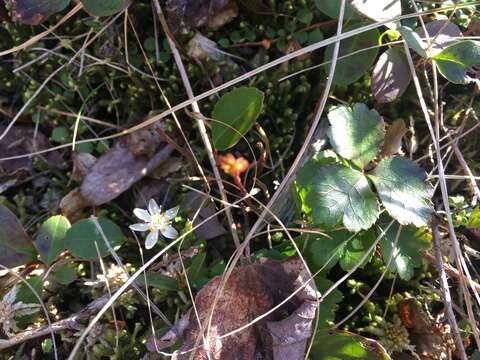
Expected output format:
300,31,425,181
147,257,318,360
0,125,64,193
381,118,408,158
166,0,238,33
398,299,455,360
60,124,176,220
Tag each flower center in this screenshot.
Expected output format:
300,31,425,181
150,213,169,231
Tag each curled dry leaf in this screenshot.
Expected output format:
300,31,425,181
9,0,70,25
381,118,408,157
60,124,175,220
147,257,318,360
166,0,238,33
0,125,64,193
71,152,97,182
183,191,227,241
188,33,223,62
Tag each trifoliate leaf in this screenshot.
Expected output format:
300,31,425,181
379,222,431,280
369,156,433,227
433,40,480,84
211,87,264,150
339,228,376,271
303,233,345,272
327,103,385,169
296,162,380,232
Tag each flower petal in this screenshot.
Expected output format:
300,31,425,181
161,225,178,239
129,223,150,232
145,230,159,249
133,208,151,222
164,206,179,220
148,199,161,215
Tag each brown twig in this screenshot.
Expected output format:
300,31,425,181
430,219,468,359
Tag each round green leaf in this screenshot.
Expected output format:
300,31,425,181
349,0,401,29
303,233,345,272
296,162,380,232
314,0,358,19
372,47,412,103
324,24,379,86
369,156,433,227
10,0,70,25
211,87,264,150
433,40,480,84
35,215,71,265
64,218,125,260
0,204,37,268
310,330,391,359
327,103,385,169
81,0,130,17
52,264,78,285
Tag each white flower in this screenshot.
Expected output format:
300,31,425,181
130,199,179,249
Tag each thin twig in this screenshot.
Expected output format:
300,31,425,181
152,0,241,250
431,219,467,359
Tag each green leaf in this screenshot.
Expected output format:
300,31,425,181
64,218,125,260
399,26,427,57
310,330,391,359
35,215,71,265
349,0,402,29
316,278,343,327
52,264,78,285
339,228,376,271
211,87,264,150
433,41,480,84
327,103,385,168
0,204,37,268
296,162,380,232
81,0,130,17
324,24,379,86
304,229,375,272
369,156,433,227
51,126,69,143
138,272,178,291
16,276,43,305
379,223,431,280
9,0,70,25
187,251,207,288
297,8,313,25
314,0,359,19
